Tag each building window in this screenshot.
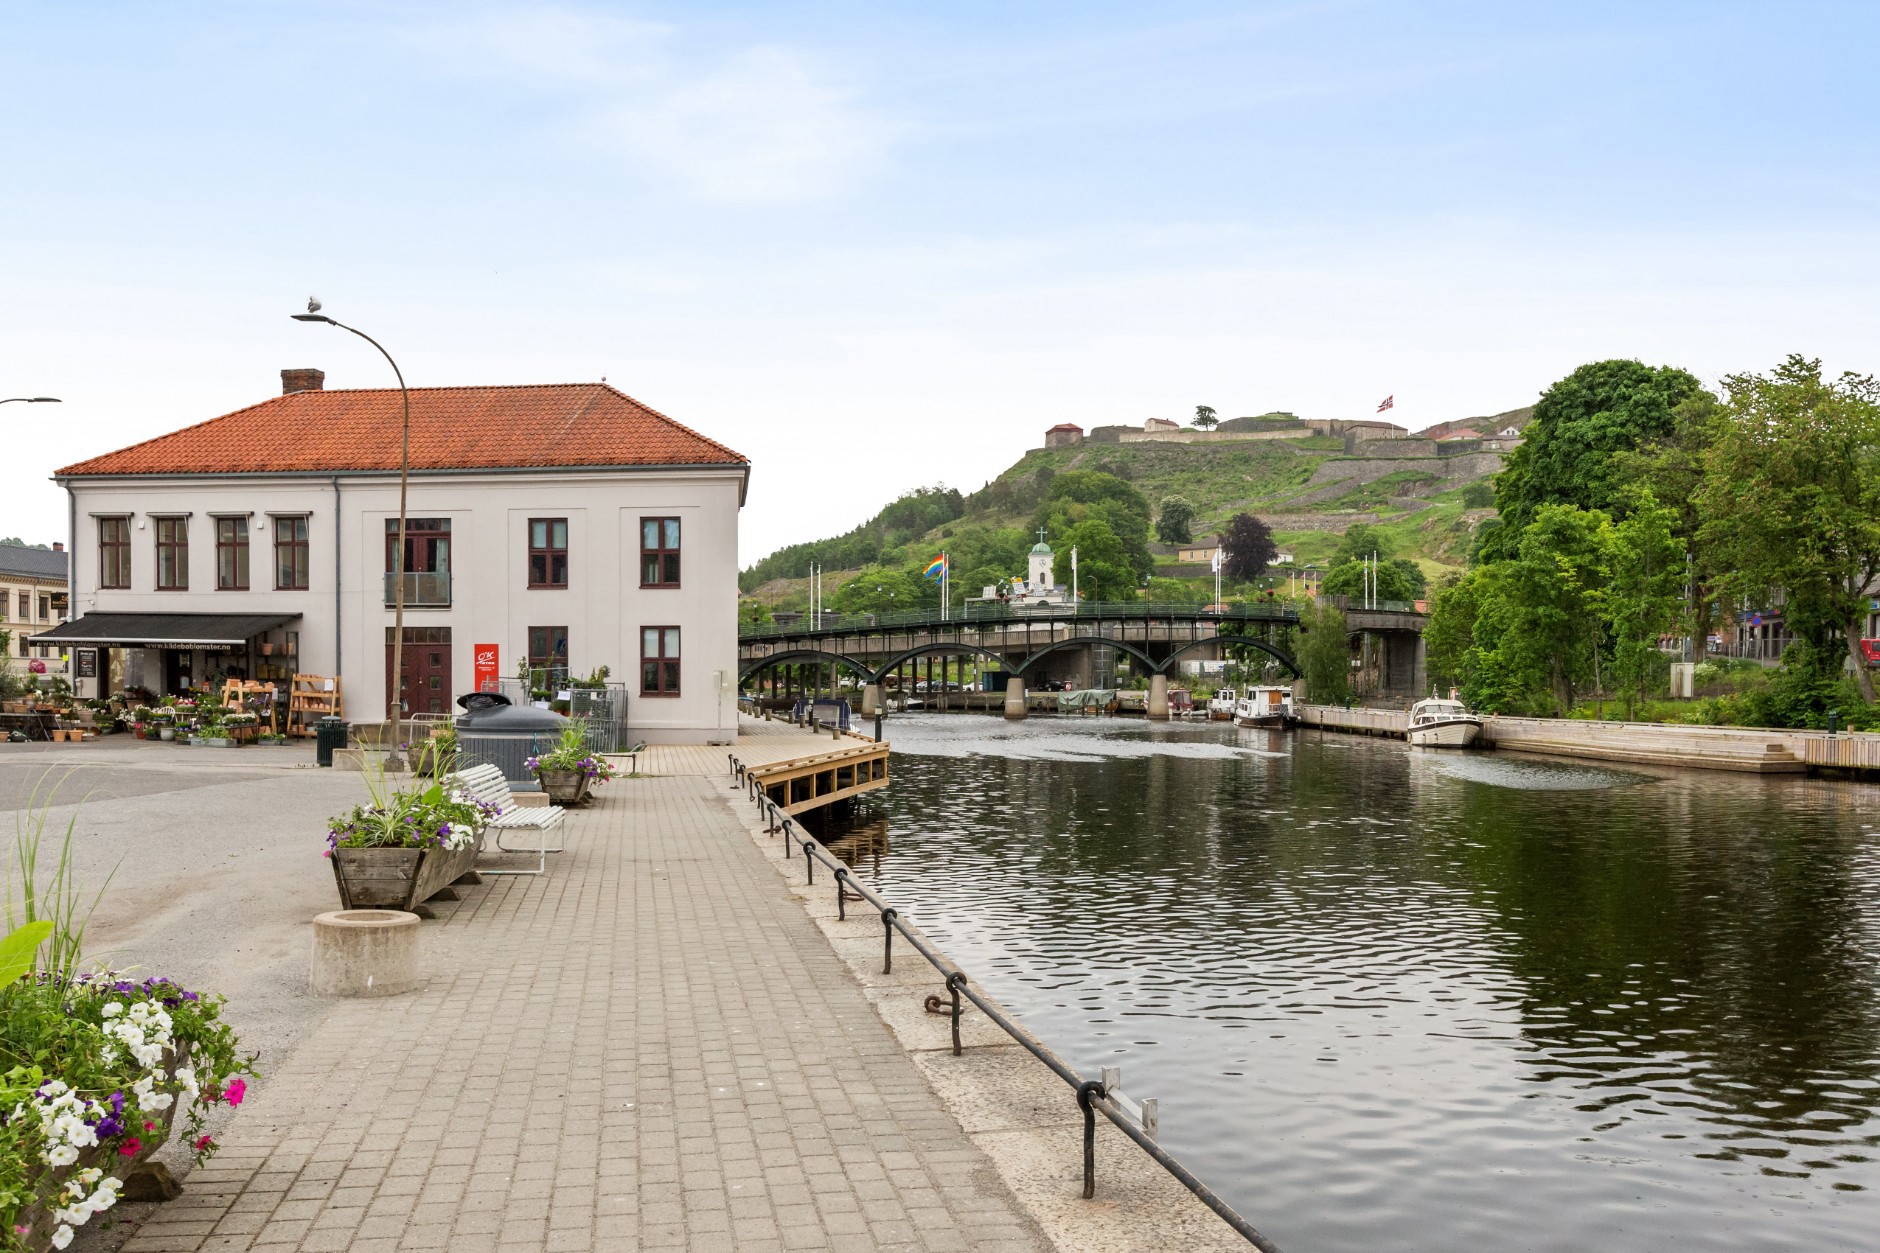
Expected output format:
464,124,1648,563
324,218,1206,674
528,518,568,588
156,517,189,590
641,518,680,588
99,517,131,589
14,592,24,619
275,516,310,590
37,595,49,621
641,626,680,696
527,626,569,680
215,517,250,590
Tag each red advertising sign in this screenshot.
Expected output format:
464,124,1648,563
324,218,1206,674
474,643,500,692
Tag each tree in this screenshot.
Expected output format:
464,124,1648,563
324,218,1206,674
0,537,48,549
1220,513,1278,581
1330,522,1394,569
738,598,773,628
1471,505,1612,714
1296,600,1350,704
1193,405,1219,430
1155,497,1196,546
1487,359,1708,558
1423,571,1484,696
1605,493,1683,716
1033,470,1154,581
1698,355,1880,703
1613,392,1725,650
1053,519,1140,601
1320,558,1424,604
832,566,932,614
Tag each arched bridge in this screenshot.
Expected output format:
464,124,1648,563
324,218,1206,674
738,599,1431,697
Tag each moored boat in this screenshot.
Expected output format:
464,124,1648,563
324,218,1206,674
1207,687,1239,720
1406,697,1482,747
1233,685,1293,728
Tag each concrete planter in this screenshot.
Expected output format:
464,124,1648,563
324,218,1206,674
537,769,591,805
157,726,176,741
331,842,480,912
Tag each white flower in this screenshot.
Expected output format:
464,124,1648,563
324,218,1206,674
51,1224,74,1249
101,1002,123,1018
47,1144,78,1167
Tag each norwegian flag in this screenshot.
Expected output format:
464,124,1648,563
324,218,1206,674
1376,395,1394,413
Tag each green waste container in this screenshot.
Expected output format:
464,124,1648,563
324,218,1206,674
315,717,349,768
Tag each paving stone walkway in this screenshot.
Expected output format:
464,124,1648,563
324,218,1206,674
123,769,1050,1253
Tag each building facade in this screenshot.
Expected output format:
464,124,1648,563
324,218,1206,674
48,373,748,744
0,543,71,681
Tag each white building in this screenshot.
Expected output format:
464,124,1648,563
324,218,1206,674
47,371,748,744
0,542,71,681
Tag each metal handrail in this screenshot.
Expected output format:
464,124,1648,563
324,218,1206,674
739,600,1303,640
728,753,1284,1251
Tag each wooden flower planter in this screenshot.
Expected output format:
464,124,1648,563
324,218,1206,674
537,769,592,806
331,841,481,912
15,1047,190,1253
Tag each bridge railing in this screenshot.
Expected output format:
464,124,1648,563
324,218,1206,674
740,599,1300,640
728,753,1285,1251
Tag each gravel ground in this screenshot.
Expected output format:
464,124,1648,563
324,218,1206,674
0,740,372,1251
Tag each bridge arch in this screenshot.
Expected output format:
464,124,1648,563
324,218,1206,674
738,649,877,685
1013,635,1164,678
1161,635,1300,677
868,642,1016,685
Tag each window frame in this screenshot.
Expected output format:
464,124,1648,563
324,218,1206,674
98,516,131,590
639,517,681,589
154,516,189,591
640,625,681,697
214,516,250,591
273,515,310,591
528,518,569,589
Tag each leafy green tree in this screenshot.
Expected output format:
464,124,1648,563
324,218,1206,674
1193,405,1219,430
1145,577,1211,604
738,598,773,628
1221,513,1278,581
1698,355,1880,703
1423,571,1484,696
1053,519,1140,601
1296,600,1350,704
1604,493,1683,717
1613,392,1723,643
1459,481,1495,509
1471,505,1612,714
1487,359,1708,558
1155,497,1196,545
741,486,964,589
1033,471,1153,580
832,566,933,614
1320,558,1423,603
1330,522,1394,569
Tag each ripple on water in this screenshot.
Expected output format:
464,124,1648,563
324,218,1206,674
824,715,1880,1252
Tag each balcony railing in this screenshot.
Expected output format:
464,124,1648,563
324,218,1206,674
383,571,451,608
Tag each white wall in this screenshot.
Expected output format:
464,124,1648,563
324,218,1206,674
65,466,743,743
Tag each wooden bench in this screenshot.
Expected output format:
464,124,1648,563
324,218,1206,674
447,763,566,877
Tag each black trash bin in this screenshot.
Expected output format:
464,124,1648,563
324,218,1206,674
315,716,349,768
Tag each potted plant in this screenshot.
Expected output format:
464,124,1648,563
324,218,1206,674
325,771,494,912
526,721,619,805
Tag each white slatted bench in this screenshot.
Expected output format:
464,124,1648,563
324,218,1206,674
448,763,566,877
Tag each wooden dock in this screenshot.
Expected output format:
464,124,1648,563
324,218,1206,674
635,716,892,815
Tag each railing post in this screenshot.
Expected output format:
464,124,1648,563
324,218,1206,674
881,908,897,973
947,971,966,1056
1077,1080,1104,1199
803,837,814,884
834,867,848,920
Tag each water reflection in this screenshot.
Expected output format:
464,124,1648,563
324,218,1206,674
812,715,1880,1252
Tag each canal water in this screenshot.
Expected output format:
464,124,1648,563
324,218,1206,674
819,714,1880,1252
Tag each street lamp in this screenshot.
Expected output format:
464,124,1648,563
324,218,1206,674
0,397,60,405
292,299,413,771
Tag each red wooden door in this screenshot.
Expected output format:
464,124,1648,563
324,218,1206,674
386,628,452,716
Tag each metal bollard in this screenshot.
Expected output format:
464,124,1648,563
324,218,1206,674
946,971,966,1056
1077,1080,1105,1199
881,908,897,974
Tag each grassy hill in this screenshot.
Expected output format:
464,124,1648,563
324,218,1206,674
743,416,1522,606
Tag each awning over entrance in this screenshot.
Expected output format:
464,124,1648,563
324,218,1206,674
33,612,301,648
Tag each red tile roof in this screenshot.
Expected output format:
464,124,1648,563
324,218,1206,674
57,383,747,477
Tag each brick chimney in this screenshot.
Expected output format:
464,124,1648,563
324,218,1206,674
281,368,325,394
51,542,63,552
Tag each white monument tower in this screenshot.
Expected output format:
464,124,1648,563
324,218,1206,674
1028,530,1055,591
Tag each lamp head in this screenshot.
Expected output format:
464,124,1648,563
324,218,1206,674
30,397,59,403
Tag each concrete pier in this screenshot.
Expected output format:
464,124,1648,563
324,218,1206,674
1004,675,1027,719
1147,673,1170,720
860,681,880,716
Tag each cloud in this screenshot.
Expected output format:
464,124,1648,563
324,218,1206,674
419,6,889,203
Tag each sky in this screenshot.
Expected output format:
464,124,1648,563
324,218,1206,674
4,1,1879,564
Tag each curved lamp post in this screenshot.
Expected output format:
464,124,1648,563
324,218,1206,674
291,301,412,771
0,397,60,405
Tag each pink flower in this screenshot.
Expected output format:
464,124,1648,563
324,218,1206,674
119,1137,142,1157
194,1135,214,1152
143,1120,155,1132
224,1078,246,1107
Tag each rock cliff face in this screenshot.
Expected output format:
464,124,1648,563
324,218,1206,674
1287,451,1504,508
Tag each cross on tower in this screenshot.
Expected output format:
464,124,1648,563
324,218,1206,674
1036,526,1048,544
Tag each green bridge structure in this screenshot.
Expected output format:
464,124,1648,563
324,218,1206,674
737,599,1431,713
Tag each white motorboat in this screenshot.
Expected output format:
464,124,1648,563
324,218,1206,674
1207,687,1239,721
1406,697,1482,748
1233,685,1293,728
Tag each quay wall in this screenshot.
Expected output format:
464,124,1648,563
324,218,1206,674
1295,704,1880,774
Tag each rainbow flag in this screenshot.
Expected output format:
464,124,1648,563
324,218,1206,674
923,554,948,581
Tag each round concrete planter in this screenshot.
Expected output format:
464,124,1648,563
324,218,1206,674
157,726,176,741
310,909,421,997
536,768,591,805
